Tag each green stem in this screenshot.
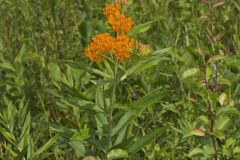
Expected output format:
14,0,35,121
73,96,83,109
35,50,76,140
204,3,218,159
107,61,118,154
207,99,217,159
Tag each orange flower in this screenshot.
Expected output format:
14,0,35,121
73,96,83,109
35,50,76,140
84,33,115,62
109,15,133,34
112,34,135,61
84,2,135,63
104,3,133,34
104,3,121,18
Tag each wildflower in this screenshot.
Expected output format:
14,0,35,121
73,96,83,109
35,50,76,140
104,3,133,34
103,3,121,19
84,33,115,62
84,2,135,63
112,34,135,61
137,42,151,56
109,15,133,34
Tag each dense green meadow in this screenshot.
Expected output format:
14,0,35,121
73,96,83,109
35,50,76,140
0,0,240,159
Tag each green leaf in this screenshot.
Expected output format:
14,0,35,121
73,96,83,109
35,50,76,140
24,52,45,68
206,66,213,81
215,116,231,130
121,54,170,81
191,128,206,137
48,62,61,81
83,156,96,160
111,111,135,137
88,138,108,152
188,148,203,157
233,147,240,154
0,128,16,145
151,47,172,55
0,60,15,71
214,129,225,140
70,128,90,141
127,128,162,154
69,141,86,158
18,112,31,151
20,43,26,56
130,88,168,111
218,92,228,106
2,143,17,157
216,106,240,115
31,135,59,159
202,145,215,157
112,88,169,136
103,59,114,77
61,82,93,101
197,115,208,124
225,138,235,148
107,149,129,159
114,126,128,145
96,86,105,110
208,55,226,63
63,60,112,79
182,68,200,80
130,19,161,36
15,145,28,160
48,123,75,138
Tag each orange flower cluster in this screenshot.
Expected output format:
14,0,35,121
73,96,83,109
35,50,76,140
84,2,135,62
104,2,133,34
84,34,114,62
112,34,135,61
104,3,120,18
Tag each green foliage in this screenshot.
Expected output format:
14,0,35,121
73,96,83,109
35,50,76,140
0,0,240,159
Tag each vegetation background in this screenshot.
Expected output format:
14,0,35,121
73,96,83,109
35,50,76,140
0,0,240,159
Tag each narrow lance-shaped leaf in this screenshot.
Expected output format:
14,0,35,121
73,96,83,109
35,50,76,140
15,146,28,160
18,112,31,151
30,135,59,160
61,82,93,101
188,148,204,157
121,53,170,81
181,68,200,80
112,88,169,136
107,149,129,159
129,18,161,36
63,60,112,79
127,128,163,154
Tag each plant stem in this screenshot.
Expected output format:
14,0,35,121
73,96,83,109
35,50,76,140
107,61,118,153
203,2,219,159
204,62,218,160
207,100,218,160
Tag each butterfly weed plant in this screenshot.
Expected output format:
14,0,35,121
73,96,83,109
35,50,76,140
75,1,168,159
0,0,240,159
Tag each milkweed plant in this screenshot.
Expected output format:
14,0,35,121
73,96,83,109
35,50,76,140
0,0,239,159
